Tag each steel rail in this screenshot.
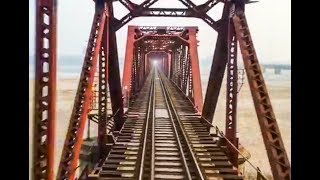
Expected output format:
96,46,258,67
158,69,202,180
138,67,155,180
151,70,156,180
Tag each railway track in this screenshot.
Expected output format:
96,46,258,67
160,71,243,180
89,68,243,180
141,69,199,180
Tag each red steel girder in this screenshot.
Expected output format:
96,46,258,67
139,48,146,89
118,0,138,11
196,0,220,12
98,46,108,159
140,0,159,8
98,4,111,156
114,0,159,31
180,45,187,93
177,0,219,30
138,26,189,33
202,4,230,122
233,12,291,179
140,8,193,17
57,10,106,180
135,35,188,46
167,53,172,79
106,1,125,131
122,26,135,108
113,0,220,31
225,10,239,167
33,0,57,179
188,28,203,112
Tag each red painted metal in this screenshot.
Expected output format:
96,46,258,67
30,1,292,179
118,0,136,11
97,3,111,159
122,26,136,108
98,46,108,159
168,53,172,79
113,0,219,31
188,28,203,112
233,12,291,179
106,0,124,131
202,4,230,122
144,53,149,77
33,0,57,179
57,10,106,180
225,9,239,167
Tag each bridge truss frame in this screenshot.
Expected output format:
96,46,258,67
32,0,291,179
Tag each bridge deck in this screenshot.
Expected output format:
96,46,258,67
88,68,243,180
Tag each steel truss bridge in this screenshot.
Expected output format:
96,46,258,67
32,0,291,179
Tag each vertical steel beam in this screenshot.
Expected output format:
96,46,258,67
183,49,190,95
172,49,176,81
57,10,106,180
202,4,230,122
122,26,136,108
33,0,57,179
188,63,193,99
98,46,108,159
168,53,172,79
132,47,138,95
144,53,149,77
177,46,182,88
139,49,145,90
107,1,124,131
187,56,192,98
174,48,179,84
98,3,111,159
225,8,239,166
165,54,169,77
233,12,291,179
137,46,143,91
162,56,165,74
188,28,203,112
181,46,187,93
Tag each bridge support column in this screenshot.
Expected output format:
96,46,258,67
107,1,124,131
33,0,57,179
202,4,230,122
122,26,135,108
98,45,108,159
57,7,107,179
225,12,239,167
188,28,203,112
233,11,291,179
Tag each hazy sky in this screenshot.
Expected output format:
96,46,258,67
29,0,291,64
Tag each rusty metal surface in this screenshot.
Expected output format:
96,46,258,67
98,46,108,159
202,4,230,123
188,28,204,112
122,26,136,108
225,5,239,167
57,10,106,180
98,3,111,157
113,0,224,31
31,1,290,179
233,12,291,180
106,0,124,131
33,0,57,179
